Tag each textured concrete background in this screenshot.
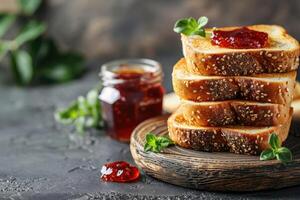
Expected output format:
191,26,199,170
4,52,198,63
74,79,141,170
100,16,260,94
1,0,300,199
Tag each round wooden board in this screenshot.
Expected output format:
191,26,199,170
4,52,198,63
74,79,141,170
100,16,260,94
130,115,300,192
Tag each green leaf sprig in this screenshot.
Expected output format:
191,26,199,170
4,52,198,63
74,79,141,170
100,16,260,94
0,0,85,86
260,133,292,164
55,89,102,134
173,16,209,37
144,133,174,153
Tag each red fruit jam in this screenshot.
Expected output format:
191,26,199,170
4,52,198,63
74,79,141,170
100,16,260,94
99,59,164,142
100,161,140,182
211,27,269,49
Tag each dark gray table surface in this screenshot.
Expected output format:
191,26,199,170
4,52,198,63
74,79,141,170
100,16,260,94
1,61,300,200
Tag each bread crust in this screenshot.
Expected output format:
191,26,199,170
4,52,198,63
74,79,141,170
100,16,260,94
173,59,296,104
180,100,290,126
168,110,292,155
182,25,300,76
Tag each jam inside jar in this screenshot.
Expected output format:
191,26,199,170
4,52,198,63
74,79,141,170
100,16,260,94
99,59,164,142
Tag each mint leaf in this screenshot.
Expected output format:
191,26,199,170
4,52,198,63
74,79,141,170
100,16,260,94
55,88,102,134
146,133,157,146
260,132,292,164
18,0,42,15
174,16,208,37
260,149,275,161
269,133,281,150
157,136,174,147
276,147,292,163
10,50,33,85
144,133,174,153
173,19,193,35
144,143,152,152
191,29,206,37
54,101,79,124
197,16,208,27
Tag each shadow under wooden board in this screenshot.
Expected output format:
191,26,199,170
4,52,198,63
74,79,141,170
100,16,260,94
130,115,300,192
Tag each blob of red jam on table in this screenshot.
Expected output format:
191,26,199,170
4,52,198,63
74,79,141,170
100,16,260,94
211,27,269,49
99,59,164,142
100,161,140,182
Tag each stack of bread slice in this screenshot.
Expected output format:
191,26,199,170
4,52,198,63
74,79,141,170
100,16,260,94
168,25,300,155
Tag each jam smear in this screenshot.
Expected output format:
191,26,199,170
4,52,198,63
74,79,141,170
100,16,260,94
100,161,140,182
211,27,268,49
100,67,164,142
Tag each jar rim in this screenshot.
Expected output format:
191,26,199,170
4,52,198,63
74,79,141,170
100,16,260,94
99,58,163,85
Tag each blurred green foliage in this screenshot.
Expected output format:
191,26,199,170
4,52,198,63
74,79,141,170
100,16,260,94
55,88,103,134
0,0,85,85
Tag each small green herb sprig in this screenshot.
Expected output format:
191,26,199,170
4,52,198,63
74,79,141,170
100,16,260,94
173,16,209,37
144,133,174,153
55,89,102,134
260,133,292,164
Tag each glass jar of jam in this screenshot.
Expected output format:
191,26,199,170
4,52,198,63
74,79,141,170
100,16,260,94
99,59,164,142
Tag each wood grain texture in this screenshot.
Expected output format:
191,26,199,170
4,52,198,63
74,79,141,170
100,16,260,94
130,115,300,192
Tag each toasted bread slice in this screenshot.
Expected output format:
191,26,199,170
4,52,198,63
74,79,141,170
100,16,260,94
182,25,300,76
180,100,290,127
168,109,292,155
173,58,296,104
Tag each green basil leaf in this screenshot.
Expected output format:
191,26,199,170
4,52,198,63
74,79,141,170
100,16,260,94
54,101,79,124
18,0,42,15
191,28,206,37
15,21,46,48
197,16,208,27
174,18,198,35
144,133,158,153
10,50,33,85
144,133,173,153
269,133,281,150
144,143,152,152
157,136,173,147
260,149,275,161
0,14,16,37
77,96,89,115
173,16,208,37
188,17,199,29
146,133,156,144
276,147,292,163
173,19,190,33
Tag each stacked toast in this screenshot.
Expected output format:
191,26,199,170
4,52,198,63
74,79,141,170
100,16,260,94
168,25,300,155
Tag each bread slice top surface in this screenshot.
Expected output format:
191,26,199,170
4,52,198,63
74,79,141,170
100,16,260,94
169,109,292,134
173,58,297,80
181,99,283,106
182,25,300,54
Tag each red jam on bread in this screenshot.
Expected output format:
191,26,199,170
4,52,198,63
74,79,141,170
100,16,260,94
211,27,268,49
